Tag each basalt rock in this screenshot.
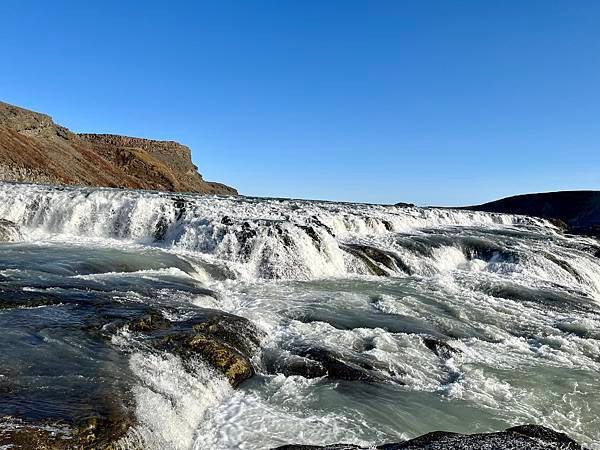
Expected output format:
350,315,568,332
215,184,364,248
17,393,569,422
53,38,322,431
272,424,586,450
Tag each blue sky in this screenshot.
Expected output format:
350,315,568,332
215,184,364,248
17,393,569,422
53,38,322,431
1,1,599,205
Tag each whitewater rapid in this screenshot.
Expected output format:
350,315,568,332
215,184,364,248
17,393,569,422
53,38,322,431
1,182,599,449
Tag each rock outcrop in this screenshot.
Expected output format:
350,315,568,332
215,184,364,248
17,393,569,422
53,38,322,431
0,101,237,195
273,424,586,450
466,191,600,237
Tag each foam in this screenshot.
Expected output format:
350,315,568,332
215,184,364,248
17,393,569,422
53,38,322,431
2,182,599,449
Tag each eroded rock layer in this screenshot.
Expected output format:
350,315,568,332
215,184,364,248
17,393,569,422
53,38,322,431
0,101,236,195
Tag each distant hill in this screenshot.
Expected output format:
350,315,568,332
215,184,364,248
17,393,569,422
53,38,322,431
0,101,237,195
467,191,600,237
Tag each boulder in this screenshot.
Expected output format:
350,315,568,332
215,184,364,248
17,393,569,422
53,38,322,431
131,309,262,387
265,346,400,384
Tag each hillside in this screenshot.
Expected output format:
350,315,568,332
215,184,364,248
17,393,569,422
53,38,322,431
0,101,237,195
467,191,600,236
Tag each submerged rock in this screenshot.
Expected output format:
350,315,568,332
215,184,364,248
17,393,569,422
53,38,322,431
272,424,586,450
0,289,66,310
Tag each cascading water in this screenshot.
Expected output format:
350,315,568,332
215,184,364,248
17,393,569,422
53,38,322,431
0,182,599,449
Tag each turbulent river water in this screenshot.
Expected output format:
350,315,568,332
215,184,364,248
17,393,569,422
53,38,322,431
0,182,599,449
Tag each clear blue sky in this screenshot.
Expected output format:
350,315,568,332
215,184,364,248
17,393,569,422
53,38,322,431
1,1,599,205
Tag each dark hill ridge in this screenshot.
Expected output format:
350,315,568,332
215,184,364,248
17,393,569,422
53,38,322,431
466,191,600,237
0,101,237,195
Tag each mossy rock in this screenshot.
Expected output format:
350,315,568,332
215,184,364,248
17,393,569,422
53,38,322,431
186,335,254,387
131,308,262,387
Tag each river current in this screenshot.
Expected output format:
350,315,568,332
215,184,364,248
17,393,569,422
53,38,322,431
0,182,598,449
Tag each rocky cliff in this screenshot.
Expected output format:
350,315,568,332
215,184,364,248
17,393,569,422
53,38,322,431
0,101,237,195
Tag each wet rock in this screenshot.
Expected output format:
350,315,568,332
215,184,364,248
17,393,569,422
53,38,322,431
544,253,585,283
236,222,258,258
548,218,569,231
0,290,66,310
0,219,21,242
422,338,460,359
221,215,234,226
189,312,261,357
153,215,170,241
263,352,328,379
185,334,254,387
309,215,336,237
299,349,373,382
275,445,361,450
342,244,412,276
135,309,262,387
299,225,321,247
459,237,519,263
272,424,586,450
271,224,293,247
172,196,187,220
128,311,172,332
287,347,395,383
0,414,134,450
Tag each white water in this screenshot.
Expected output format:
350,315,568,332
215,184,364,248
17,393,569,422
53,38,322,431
1,182,599,449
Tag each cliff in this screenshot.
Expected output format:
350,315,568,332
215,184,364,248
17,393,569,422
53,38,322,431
0,101,237,195
466,191,600,237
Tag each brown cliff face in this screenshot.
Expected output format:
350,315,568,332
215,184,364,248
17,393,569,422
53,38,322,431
0,101,237,195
